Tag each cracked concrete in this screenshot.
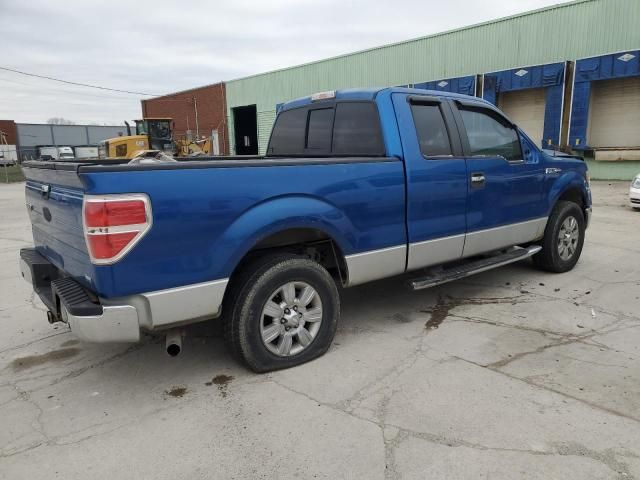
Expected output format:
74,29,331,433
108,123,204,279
0,180,639,479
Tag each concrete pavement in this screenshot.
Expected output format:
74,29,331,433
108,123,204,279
1,180,639,479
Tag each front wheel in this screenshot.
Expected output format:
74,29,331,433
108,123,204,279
533,201,585,273
223,254,340,372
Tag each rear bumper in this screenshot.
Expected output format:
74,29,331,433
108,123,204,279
19,248,228,343
585,206,593,228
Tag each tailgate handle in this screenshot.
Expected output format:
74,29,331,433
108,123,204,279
40,184,51,199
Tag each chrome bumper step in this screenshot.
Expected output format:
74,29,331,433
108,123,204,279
410,245,542,290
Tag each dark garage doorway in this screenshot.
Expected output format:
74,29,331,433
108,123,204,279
233,105,258,155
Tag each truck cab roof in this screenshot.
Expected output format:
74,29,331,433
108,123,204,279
280,87,493,112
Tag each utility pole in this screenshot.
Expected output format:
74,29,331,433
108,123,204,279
193,96,199,138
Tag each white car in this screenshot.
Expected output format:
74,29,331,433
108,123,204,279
631,174,640,210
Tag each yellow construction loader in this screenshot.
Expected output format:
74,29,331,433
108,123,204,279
97,118,213,159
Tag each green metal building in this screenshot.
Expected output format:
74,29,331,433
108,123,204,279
225,0,640,179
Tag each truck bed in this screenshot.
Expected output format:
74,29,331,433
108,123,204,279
21,155,407,299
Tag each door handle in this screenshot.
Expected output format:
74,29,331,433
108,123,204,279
470,173,485,187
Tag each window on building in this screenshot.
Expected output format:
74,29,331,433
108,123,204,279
459,107,522,161
410,104,452,157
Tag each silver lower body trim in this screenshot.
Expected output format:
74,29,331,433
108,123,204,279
344,245,406,286
343,217,549,288
138,278,228,329
463,217,548,258
63,304,141,343
407,233,464,271
66,279,229,343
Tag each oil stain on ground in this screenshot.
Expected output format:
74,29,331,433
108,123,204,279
10,347,81,371
424,296,452,330
60,339,80,347
205,374,234,398
422,294,527,331
165,386,188,398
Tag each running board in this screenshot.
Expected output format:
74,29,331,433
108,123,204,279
410,245,542,290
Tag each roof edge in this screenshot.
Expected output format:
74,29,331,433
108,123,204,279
227,0,590,85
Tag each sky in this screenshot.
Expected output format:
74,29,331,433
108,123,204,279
0,0,572,125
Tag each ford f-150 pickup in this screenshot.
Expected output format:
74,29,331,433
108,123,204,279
19,87,592,372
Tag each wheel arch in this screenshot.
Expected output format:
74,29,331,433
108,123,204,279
547,172,590,219
230,226,349,285
215,196,355,291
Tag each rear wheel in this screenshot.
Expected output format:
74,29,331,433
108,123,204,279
223,254,340,372
533,201,585,273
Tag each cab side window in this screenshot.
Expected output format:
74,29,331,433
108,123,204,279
459,107,522,161
410,104,452,157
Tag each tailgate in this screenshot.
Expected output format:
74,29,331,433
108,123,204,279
22,162,95,290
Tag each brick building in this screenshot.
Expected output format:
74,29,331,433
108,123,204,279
0,120,18,145
141,82,229,155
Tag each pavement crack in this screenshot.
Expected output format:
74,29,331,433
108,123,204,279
0,331,71,355
453,355,640,425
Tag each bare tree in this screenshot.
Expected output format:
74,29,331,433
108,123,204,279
46,117,75,125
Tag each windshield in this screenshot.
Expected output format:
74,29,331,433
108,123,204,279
149,120,171,140
136,121,148,135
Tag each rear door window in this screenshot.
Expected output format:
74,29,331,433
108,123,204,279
410,104,452,157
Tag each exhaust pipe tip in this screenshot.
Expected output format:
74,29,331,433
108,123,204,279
166,343,181,357
165,329,184,357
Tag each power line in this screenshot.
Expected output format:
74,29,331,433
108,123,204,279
0,76,146,101
0,66,161,96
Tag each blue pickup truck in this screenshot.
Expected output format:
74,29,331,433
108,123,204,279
19,87,591,372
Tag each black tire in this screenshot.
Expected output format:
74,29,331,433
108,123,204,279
223,253,340,372
533,201,585,273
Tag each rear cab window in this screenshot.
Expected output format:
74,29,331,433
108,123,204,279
268,101,385,157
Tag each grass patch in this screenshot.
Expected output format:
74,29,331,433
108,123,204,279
0,164,25,183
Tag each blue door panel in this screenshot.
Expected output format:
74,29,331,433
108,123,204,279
452,101,546,233
391,93,468,243
465,156,546,232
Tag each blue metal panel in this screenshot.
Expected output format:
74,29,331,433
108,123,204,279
569,50,640,149
543,84,564,148
80,160,407,297
414,75,476,96
483,62,565,148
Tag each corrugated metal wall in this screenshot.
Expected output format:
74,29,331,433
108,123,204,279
16,123,129,160
225,0,640,155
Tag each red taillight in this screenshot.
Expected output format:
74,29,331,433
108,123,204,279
83,194,152,264
86,232,138,260
84,200,147,227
